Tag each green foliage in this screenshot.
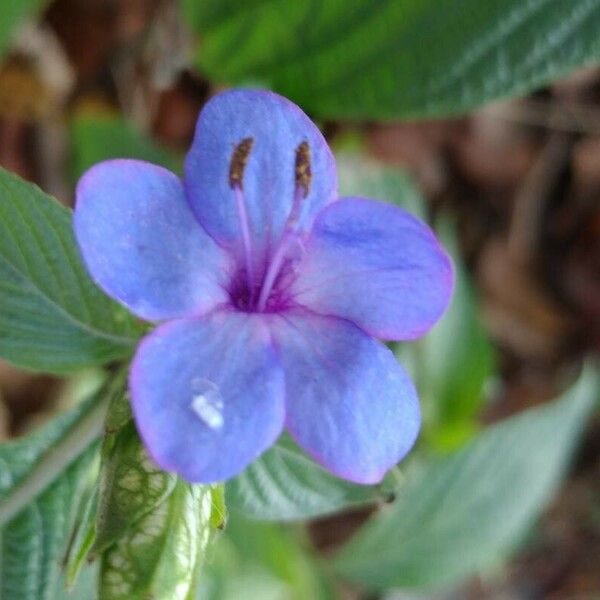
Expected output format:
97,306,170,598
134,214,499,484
227,434,396,521
0,0,46,60
68,416,222,600
334,366,599,591
185,0,600,119
65,486,99,589
99,480,214,600
92,422,178,555
0,452,95,600
55,563,99,600
0,382,115,600
71,111,181,180
0,167,144,373
200,515,334,600
337,153,425,218
415,216,494,449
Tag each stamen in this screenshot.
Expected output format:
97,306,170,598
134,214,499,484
229,138,256,298
285,141,313,229
256,141,312,312
295,141,311,197
256,233,292,312
229,137,253,189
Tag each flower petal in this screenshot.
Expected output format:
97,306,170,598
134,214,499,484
271,310,420,484
290,198,454,340
129,312,285,483
75,159,232,321
184,89,337,269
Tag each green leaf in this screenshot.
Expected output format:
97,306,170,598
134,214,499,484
55,562,99,600
99,480,215,600
336,153,425,218
0,378,117,526
65,486,99,588
93,421,177,555
334,366,599,591
0,0,46,61
415,216,494,450
200,515,335,600
0,379,116,600
0,452,96,600
0,167,144,373
186,0,600,119
227,435,396,521
88,423,218,599
71,111,181,180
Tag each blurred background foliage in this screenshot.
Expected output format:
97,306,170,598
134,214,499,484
0,1,598,599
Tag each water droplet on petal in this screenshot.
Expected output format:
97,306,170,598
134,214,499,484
189,378,224,430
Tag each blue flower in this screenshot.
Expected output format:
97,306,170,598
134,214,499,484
74,90,453,484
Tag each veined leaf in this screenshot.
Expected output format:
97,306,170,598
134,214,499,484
334,366,599,591
93,421,177,555
0,451,96,600
99,480,215,600
0,167,144,373
65,387,133,586
0,380,117,600
186,0,600,119
90,423,219,599
227,435,396,521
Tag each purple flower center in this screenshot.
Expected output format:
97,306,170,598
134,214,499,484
227,137,311,314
